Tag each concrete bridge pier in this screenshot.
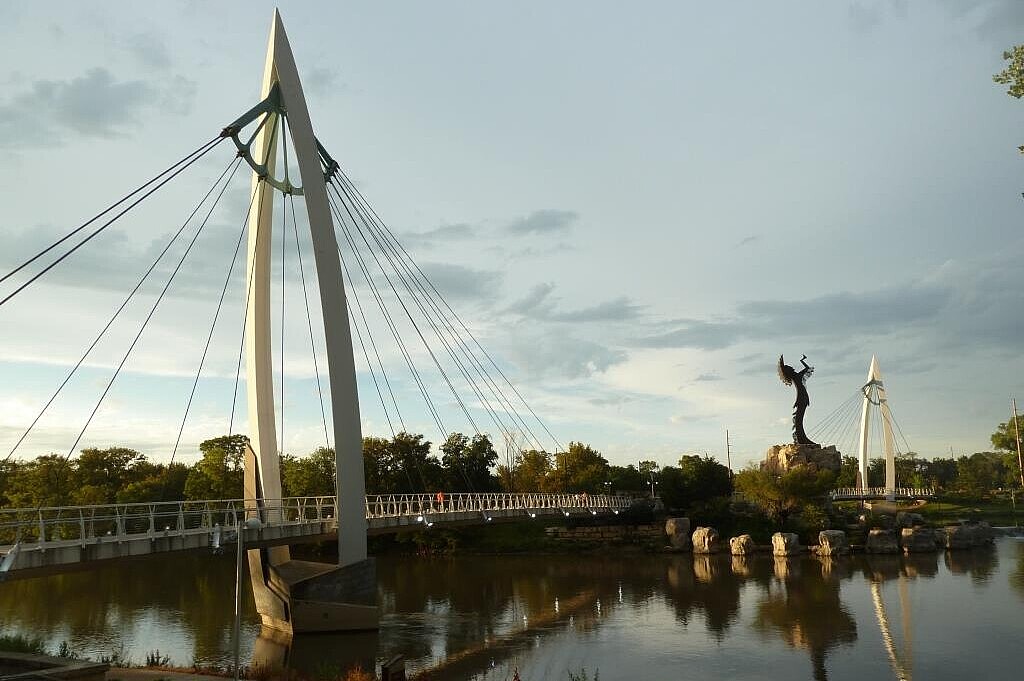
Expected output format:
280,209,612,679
244,447,379,634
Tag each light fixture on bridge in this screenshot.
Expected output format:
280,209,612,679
563,510,570,517
416,515,424,523
590,509,597,516
529,513,537,519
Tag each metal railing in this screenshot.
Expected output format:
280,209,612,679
365,492,628,518
830,487,934,500
0,492,632,549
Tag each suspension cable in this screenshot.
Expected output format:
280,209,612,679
0,137,225,309
289,195,333,450
170,159,250,463
0,135,223,288
334,167,563,454
2,153,239,465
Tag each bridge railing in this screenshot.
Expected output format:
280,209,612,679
830,487,934,499
0,497,335,547
364,492,631,518
1,493,633,547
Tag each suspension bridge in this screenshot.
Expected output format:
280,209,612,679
810,356,933,502
0,11,638,635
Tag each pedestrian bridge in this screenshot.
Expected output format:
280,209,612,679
829,487,934,501
0,492,631,579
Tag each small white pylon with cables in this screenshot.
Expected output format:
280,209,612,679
857,356,898,500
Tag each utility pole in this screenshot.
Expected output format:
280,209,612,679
1012,398,1024,489
725,429,733,477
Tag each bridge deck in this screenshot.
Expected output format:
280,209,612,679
0,493,631,580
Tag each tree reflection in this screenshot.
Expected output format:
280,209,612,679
664,555,743,638
1009,540,1024,600
0,553,256,663
944,547,999,584
753,557,857,681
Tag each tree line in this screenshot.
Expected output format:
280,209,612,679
0,431,735,513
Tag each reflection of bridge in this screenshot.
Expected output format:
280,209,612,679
0,493,628,579
830,487,933,502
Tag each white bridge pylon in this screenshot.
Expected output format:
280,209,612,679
245,10,366,568
857,356,897,500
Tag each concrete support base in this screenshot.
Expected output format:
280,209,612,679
253,555,380,634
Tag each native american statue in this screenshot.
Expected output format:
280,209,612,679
778,354,817,446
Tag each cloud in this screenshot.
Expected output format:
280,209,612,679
506,209,578,236
505,282,642,323
736,235,760,248
500,330,627,380
694,372,722,382
0,68,195,148
303,67,345,97
122,32,173,70
401,223,475,248
416,262,502,302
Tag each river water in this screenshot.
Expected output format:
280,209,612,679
2,539,1023,680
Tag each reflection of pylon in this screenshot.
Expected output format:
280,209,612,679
870,578,913,681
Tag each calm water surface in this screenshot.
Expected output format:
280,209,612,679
2,540,1023,680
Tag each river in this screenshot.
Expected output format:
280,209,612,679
2,539,1023,680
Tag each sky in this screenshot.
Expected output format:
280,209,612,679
1,1,1023,471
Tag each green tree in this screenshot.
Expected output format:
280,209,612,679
550,442,609,493
994,45,1024,152
116,462,189,503
607,464,643,494
183,435,247,500
440,433,498,492
734,465,834,525
505,449,552,492
282,447,336,497
991,415,1024,487
73,447,147,504
388,432,443,493
3,455,72,507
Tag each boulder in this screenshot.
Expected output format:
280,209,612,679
900,527,937,553
942,522,995,549
896,512,925,528
972,521,995,546
762,443,841,475
729,534,756,555
665,517,691,550
772,532,801,556
691,526,721,554
818,530,849,556
865,529,899,554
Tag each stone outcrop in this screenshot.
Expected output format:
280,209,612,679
818,530,849,556
762,443,841,475
900,527,937,553
940,522,995,549
729,534,756,555
691,526,721,554
665,517,691,550
865,529,899,554
896,511,925,528
772,532,801,556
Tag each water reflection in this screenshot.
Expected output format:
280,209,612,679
754,556,857,681
0,554,258,663
2,544,1022,679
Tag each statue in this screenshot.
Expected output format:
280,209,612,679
778,354,816,446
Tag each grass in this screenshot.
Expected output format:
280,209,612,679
0,633,47,654
917,497,1023,527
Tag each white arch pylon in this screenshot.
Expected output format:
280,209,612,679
242,10,375,633
857,355,897,499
